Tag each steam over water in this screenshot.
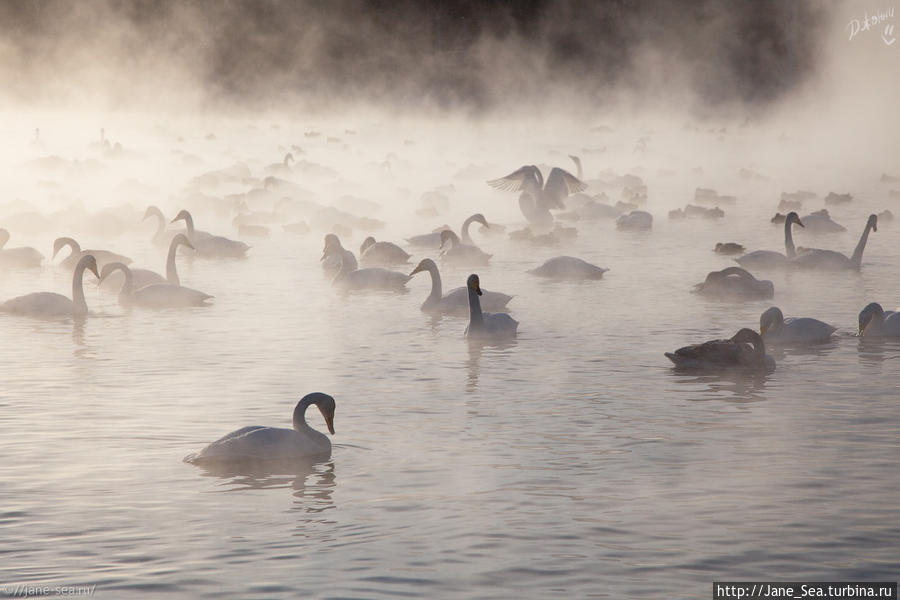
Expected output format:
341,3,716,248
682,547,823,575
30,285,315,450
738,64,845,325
1,2,899,598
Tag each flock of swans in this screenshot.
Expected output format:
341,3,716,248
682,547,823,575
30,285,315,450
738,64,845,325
5,139,898,465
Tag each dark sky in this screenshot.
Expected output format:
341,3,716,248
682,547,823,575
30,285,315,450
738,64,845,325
0,0,824,113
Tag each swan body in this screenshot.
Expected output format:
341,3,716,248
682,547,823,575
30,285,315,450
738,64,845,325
665,328,775,372
0,229,43,268
736,212,804,270
858,302,900,337
185,393,335,464
797,209,845,233
409,258,511,316
464,274,518,340
694,266,774,300
1,254,99,318
323,237,410,292
172,209,249,258
440,230,491,266
99,233,194,292
760,306,836,344
792,214,877,270
53,237,131,270
101,259,212,308
715,242,745,255
527,256,607,280
616,210,652,231
488,165,585,228
359,236,411,267
406,213,488,249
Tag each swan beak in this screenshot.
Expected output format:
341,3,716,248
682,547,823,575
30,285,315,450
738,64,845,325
320,251,327,262
475,283,483,296
797,219,805,228
89,264,100,280
409,265,423,276
760,324,768,338
325,415,335,435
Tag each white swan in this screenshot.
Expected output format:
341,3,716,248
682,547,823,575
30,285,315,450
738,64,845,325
736,211,804,270
142,205,183,248
694,266,774,301
53,237,132,270
99,233,194,292
184,392,335,464
409,258,512,316
1,254,99,318
858,302,900,337
0,228,44,268
488,165,585,228
465,274,518,340
171,209,249,258
760,306,836,344
406,213,489,249
527,256,607,280
792,214,877,270
265,152,295,177
100,261,213,308
665,328,775,372
440,230,491,266
359,236,412,267
323,237,410,292
616,210,652,231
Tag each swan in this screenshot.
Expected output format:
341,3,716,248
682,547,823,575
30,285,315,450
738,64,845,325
527,256,608,280
184,392,335,464
792,214,877,270
321,233,343,274
359,236,412,267
772,209,845,233
409,258,512,316
53,237,132,270
1,254,99,318
0,228,44,268
99,233,194,292
616,210,653,231
323,237,410,292
440,230,491,266
858,302,900,337
665,328,775,372
100,261,212,308
171,209,249,258
760,306,837,344
406,213,489,249
265,152,295,176
465,274,518,340
694,266,774,300
715,242,745,255
736,212,804,270
488,165,586,228
143,205,183,247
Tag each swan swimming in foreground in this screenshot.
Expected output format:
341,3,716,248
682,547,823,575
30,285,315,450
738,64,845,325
792,214,877,270
488,165,586,229
527,256,608,280
0,228,43,268
409,258,512,316
694,266,774,301
439,230,491,266
857,302,900,337
1,254,99,318
760,306,837,344
736,211,804,270
665,328,775,372
323,236,410,292
406,213,489,249
359,236,412,267
465,274,518,340
100,261,213,308
184,392,336,464
53,237,131,270
171,209,249,258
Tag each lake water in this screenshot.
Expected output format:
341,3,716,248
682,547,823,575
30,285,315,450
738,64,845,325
1,115,898,598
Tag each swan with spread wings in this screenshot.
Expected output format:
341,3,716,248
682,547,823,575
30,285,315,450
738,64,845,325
488,165,586,229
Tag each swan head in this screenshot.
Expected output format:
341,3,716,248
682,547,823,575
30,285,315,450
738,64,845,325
170,209,191,224
297,392,336,435
78,254,101,280
471,213,490,229
731,328,763,347
171,233,194,250
360,236,376,254
98,261,128,283
867,213,878,232
786,212,804,228
52,237,79,259
858,302,884,335
759,306,784,337
440,230,460,249
321,234,342,260
409,258,436,277
467,273,483,296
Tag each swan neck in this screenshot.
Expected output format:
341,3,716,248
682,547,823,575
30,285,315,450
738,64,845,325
182,214,195,236
461,216,476,245
72,262,89,314
784,218,796,258
426,262,442,302
292,397,315,431
166,241,180,285
850,222,873,267
467,285,484,328
750,336,766,363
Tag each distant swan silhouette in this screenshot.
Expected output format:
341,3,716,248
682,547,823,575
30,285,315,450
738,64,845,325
792,214,877,270
736,212,804,270
694,266,773,300
406,213,489,249
1,254,99,318
488,165,585,228
52,237,131,270
527,256,608,280
171,209,249,258
0,228,43,268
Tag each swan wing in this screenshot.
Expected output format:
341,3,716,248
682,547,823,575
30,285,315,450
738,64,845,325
2,292,76,317
545,167,587,197
487,166,535,193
